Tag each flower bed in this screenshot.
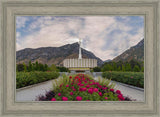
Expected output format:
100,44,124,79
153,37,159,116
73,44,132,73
38,74,132,101
16,71,60,89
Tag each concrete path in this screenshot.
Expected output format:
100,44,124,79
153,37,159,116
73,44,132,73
16,79,56,101
16,76,144,102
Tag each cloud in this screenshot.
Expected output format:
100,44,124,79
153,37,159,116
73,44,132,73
16,16,144,61
16,16,29,28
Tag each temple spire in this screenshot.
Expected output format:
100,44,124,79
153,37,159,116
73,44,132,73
78,38,82,59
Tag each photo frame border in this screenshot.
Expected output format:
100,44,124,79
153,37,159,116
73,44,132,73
0,0,159,117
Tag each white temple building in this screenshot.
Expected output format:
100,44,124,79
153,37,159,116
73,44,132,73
63,39,97,72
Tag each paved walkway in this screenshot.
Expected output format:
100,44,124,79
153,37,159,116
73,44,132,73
16,77,144,101
16,79,56,101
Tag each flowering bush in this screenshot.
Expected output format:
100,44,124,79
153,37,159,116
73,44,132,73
38,74,132,101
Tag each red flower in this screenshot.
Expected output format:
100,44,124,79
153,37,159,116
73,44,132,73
80,84,84,86
86,100,90,101
69,76,72,79
105,97,108,100
99,92,102,96
73,88,76,91
51,98,56,101
76,96,82,101
58,93,61,96
62,97,68,101
79,87,84,92
86,85,90,88
110,89,114,92
118,94,124,100
70,92,73,95
88,88,93,94
116,90,121,95
66,85,69,87
82,87,87,91
93,88,98,92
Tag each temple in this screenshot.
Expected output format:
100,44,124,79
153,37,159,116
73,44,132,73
63,39,97,72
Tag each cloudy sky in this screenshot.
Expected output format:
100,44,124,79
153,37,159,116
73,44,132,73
16,16,144,61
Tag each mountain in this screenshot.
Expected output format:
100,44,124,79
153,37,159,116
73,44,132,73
112,39,144,62
16,42,104,66
104,59,112,63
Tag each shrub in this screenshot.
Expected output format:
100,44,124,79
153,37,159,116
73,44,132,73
16,71,60,89
102,71,144,88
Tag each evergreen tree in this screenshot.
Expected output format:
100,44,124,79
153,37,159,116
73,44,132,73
49,64,58,71
122,65,125,72
35,61,39,71
28,61,33,72
17,64,24,72
23,62,27,72
44,64,48,71
93,67,101,72
125,63,132,71
133,65,140,72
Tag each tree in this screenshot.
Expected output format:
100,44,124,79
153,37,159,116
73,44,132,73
44,64,49,71
23,62,27,72
49,64,58,72
93,67,101,72
17,64,24,72
35,61,40,71
122,65,125,72
141,66,144,72
112,62,117,71
28,61,33,72
39,63,45,71
133,65,140,72
125,63,132,71
117,66,121,71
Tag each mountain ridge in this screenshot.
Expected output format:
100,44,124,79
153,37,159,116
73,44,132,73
16,42,104,66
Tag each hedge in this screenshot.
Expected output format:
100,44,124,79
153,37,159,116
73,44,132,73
102,71,144,88
16,71,60,89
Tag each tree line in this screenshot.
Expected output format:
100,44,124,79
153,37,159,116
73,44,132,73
16,61,69,72
93,60,144,72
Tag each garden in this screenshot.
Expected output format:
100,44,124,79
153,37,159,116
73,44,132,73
37,74,132,101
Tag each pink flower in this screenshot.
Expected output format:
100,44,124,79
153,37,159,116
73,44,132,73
70,92,73,95
93,88,98,92
102,87,107,90
86,85,90,88
116,90,121,95
60,83,63,87
88,88,93,94
99,92,102,96
79,88,83,92
71,86,74,89
73,88,76,91
131,76,133,79
110,89,114,92
86,100,90,101
62,97,68,101
80,84,84,86
66,85,69,87
51,98,56,101
58,93,61,96
105,97,108,100
82,87,87,91
76,96,82,101
118,94,124,100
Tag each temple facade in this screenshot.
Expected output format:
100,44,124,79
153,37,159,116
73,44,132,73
63,39,97,72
